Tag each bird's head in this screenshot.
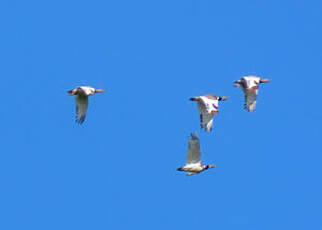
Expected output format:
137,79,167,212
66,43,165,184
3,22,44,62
205,164,216,170
95,89,105,93
260,78,271,83
218,96,229,101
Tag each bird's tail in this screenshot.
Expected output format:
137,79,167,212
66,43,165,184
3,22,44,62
189,97,200,101
67,89,77,95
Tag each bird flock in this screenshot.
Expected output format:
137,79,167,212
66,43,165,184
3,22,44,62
68,75,270,176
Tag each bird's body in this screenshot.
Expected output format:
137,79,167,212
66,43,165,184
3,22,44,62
190,94,228,132
234,76,270,112
177,132,215,175
68,86,104,124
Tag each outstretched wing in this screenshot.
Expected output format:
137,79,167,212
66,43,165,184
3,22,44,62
186,133,201,164
197,99,216,132
244,88,257,112
75,95,89,124
198,102,214,132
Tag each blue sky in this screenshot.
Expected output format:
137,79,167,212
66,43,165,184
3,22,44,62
0,0,321,229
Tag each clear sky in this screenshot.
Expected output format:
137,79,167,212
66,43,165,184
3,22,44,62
0,0,321,229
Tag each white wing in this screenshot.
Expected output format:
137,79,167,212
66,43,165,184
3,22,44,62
197,101,215,132
186,133,201,164
243,88,257,112
75,95,89,124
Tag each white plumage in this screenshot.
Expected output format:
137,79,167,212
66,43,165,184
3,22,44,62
186,132,201,165
68,86,104,124
190,94,228,132
234,76,270,112
177,133,215,175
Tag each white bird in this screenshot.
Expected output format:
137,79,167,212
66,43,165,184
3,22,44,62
178,132,215,175
190,94,228,132
233,76,270,112
67,86,104,124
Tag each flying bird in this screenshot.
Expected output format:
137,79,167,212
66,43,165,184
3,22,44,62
67,86,104,124
233,76,270,112
190,94,228,132
178,132,215,175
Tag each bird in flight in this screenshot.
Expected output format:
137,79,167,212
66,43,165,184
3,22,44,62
190,94,228,132
177,132,216,175
67,86,104,124
234,76,270,112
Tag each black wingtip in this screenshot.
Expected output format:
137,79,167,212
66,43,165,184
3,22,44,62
76,116,86,124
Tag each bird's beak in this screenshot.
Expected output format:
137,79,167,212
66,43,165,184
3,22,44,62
95,89,105,93
260,78,271,83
